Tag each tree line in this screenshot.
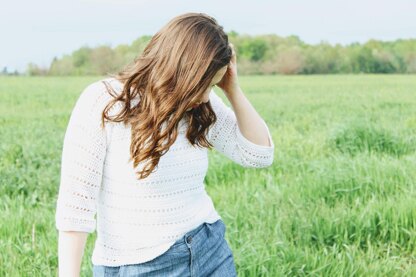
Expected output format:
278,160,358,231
26,31,416,76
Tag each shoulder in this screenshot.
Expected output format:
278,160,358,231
67,78,119,126
75,78,124,113
79,78,121,104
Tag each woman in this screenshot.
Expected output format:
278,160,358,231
55,12,274,277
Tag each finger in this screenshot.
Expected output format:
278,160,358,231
231,50,236,63
228,44,236,62
230,44,235,55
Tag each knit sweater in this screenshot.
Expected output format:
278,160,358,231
54,77,275,266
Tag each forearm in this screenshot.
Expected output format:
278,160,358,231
58,231,88,277
225,86,272,147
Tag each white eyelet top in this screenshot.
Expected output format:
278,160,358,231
54,77,275,266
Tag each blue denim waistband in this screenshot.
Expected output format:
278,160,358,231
174,219,224,249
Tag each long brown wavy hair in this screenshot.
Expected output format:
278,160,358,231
100,12,232,180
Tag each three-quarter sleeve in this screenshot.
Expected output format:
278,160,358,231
207,89,275,168
55,81,110,233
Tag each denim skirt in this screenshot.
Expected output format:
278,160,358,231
92,219,237,276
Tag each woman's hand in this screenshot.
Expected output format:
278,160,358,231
217,43,240,97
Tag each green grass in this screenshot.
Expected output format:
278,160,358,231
0,75,415,276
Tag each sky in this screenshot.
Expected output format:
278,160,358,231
1,0,415,73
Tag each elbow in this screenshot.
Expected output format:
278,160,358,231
235,134,275,168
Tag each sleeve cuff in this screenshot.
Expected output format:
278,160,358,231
55,214,96,233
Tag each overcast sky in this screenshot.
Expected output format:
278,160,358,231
1,0,415,73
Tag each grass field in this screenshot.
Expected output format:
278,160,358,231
0,75,415,276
